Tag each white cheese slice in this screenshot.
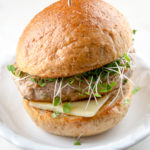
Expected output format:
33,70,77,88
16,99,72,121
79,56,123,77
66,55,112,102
29,95,109,117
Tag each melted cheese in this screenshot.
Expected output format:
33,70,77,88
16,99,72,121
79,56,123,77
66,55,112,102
29,95,109,117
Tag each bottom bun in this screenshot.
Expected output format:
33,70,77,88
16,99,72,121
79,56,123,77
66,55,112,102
23,82,132,137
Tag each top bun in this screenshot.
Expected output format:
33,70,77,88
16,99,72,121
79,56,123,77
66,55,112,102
16,0,132,78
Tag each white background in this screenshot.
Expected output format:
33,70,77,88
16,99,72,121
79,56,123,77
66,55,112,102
0,0,150,149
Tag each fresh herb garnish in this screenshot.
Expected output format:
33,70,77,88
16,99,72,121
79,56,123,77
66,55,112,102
24,97,30,101
67,78,75,85
94,93,102,98
103,58,124,78
53,97,61,106
63,102,72,113
124,99,130,104
73,139,81,146
46,78,56,82
99,81,116,93
38,79,46,87
132,86,141,94
79,79,84,82
132,29,137,40
52,112,60,118
78,88,85,96
78,93,85,96
91,83,95,90
124,53,130,63
122,99,130,106
101,71,108,80
85,92,91,96
97,83,103,88
133,29,137,35
30,77,36,83
7,65,15,75
126,62,130,68
123,79,128,84
110,81,117,87
99,88,108,93
17,70,22,77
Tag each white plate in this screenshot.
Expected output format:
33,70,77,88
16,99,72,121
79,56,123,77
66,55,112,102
0,55,150,150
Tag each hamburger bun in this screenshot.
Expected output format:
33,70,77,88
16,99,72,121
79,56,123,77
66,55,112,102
23,82,132,137
16,0,132,78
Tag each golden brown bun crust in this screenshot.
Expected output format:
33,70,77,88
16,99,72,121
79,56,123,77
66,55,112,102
23,82,132,137
16,0,132,78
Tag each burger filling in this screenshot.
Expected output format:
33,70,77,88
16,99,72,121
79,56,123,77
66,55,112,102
8,53,135,117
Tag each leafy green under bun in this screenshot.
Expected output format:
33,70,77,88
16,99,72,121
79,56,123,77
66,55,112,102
132,86,141,94
73,139,81,146
7,65,15,75
52,111,60,118
38,79,46,87
133,29,137,35
30,77,36,83
63,102,72,113
53,97,61,106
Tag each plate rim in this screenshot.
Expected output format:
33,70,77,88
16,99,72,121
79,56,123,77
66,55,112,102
0,54,150,150
0,120,150,150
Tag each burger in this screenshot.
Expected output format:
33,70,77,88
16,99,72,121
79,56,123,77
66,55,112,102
8,0,135,137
